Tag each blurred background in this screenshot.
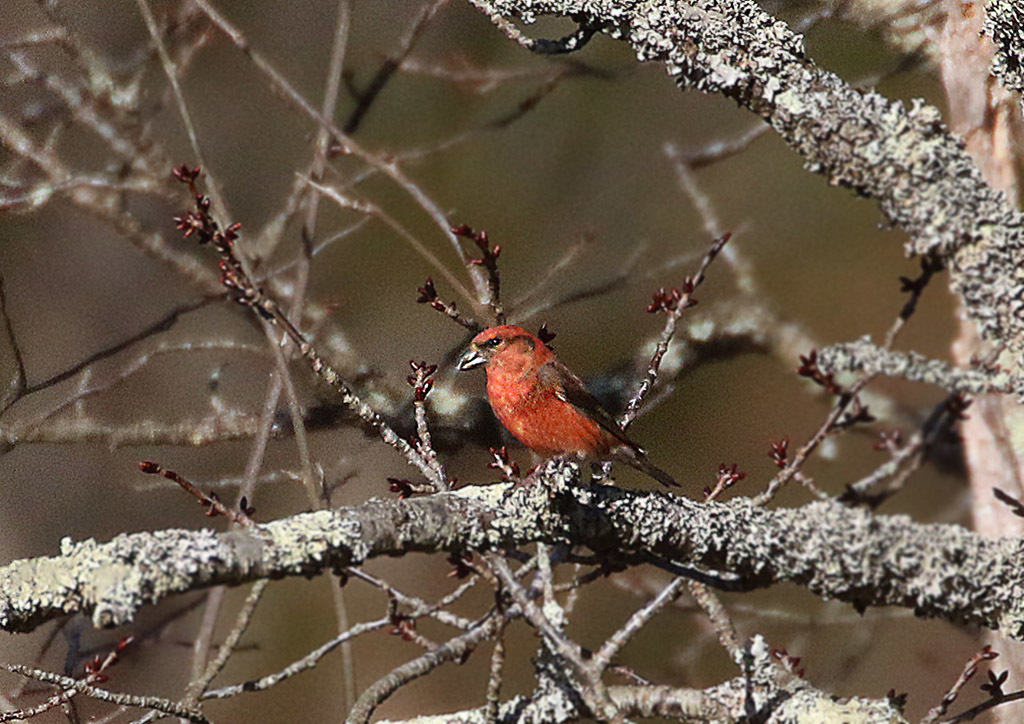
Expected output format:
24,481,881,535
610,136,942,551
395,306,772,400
0,1,981,721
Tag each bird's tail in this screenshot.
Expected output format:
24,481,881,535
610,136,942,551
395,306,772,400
623,454,680,488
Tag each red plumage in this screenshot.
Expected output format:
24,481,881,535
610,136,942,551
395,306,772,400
457,325,678,487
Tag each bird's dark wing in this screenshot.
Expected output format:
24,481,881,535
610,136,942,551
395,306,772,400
538,358,643,454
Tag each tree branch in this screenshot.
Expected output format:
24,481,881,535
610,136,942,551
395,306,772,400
3,461,1023,638
476,0,1024,366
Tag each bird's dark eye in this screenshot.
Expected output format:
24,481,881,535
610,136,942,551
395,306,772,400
480,337,502,349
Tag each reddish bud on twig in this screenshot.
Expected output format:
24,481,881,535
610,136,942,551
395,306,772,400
797,349,842,395
771,647,805,677
705,463,746,501
387,477,415,499
239,496,256,517
645,284,696,314
452,224,501,270
837,397,876,429
981,669,1009,697
416,277,438,304
452,223,504,324
415,277,480,331
171,164,201,183
447,551,475,579
769,438,789,468
389,615,418,642
407,360,438,402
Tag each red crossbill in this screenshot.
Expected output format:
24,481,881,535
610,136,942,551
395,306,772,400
457,325,679,488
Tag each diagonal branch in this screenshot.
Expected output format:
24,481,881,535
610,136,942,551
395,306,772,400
475,0,1024,367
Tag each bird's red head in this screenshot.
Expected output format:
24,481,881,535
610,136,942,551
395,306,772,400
457,325,551,372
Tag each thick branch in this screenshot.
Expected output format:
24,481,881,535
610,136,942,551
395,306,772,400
2,462,1023,638
987,1,1024,102
478,0,1024,363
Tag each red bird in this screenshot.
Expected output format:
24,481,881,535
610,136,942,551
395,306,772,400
457,325,679,487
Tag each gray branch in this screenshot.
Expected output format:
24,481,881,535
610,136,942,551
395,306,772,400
819,336,1024,394
478,0,1024,364
3,461,1023,641
987,1,1024,104
377,634,906,723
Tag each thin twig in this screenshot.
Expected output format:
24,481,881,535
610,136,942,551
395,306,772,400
190,0,492,311
203,618,391,700
621,233,731,428
188,579,269,703
940,690,1024,723
343,0,447,134
136,0,230,221
922,646,999,723
347,567,478,630
0,296,216,416
484,614,508,724
487,555,619,722
345,612,501,724
758,255,943,506
304,177,477,308
174,168,449,488
0,273,27,412
753,376,873,506
666,124,770,170
5,665,207,723
137,461,259,529
686,581,741,658
592,577,686,670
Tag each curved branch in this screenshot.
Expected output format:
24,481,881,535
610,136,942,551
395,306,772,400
476,0,1024,364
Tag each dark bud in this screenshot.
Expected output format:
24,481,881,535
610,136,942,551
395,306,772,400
416,278,438,304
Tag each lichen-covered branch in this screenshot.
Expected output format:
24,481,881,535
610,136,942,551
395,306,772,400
986,1,1024,103
374,635,907,724
477,0,1024,365
3,461,1023,639
819,336,1024,395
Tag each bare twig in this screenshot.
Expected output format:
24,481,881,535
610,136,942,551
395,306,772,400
0,296,216,416
592,577,686,670
136,0,230,221
203,618,391,700
173,166,449,488
5,663,206,723
138,461,259,529
0,273,27,413
343,0,447,134
484,614,508,724
621,232,731,428
345,611,502,724
922,646,999,723
187,579,268,704
190,0,493,311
